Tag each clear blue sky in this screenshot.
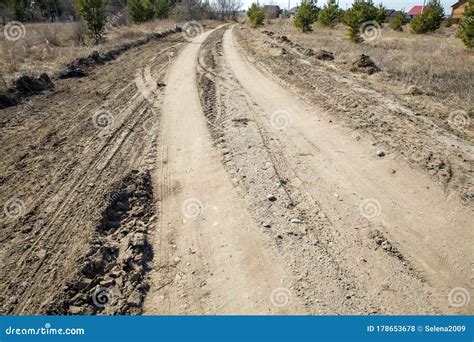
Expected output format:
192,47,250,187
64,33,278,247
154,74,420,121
246,0,456,13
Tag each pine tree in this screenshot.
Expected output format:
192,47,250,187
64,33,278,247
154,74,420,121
128,0,154,23
74,0,108,43
458,0,474,48
247,3,265,28
410,0,444,34
155,0,174,19
318,0,342,27
7,0,27,22
391,11,405,31
342,0,378,42
142,0,155,20
375,2,386,26
294,0,318,32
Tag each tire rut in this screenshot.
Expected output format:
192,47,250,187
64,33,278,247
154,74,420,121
0,36,185,314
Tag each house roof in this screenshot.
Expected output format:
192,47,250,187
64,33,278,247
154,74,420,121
408,6,426,16
289,6,299,13
452,0,468,9
385,9,403,17
263,5,281,10
387,10,403,18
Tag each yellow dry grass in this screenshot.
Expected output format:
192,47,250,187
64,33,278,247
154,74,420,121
0,20,177,85
265,19,473,103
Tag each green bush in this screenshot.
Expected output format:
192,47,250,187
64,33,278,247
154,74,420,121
375,3,386,26
457,0,474,48
342,0,379,43
410,0,444,34
294,0,318,32
391,11,405,31
318,0,342,27
155,0,175,19
247,3,265,28
6,0,27,22
74,0,109,43
444,16,453,27
128,0,155,23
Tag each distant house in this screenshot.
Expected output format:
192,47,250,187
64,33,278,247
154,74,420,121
263,5,282,19
385,9,404,22
289,6,299,18
407,6,426,19
451,0,468,23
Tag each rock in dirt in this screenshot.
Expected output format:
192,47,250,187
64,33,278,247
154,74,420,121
68,305,83,315
376,150,385,157
267,193,277,202
127,291,143,307
130,232,146,248
291,218,303,224
350,54,380,75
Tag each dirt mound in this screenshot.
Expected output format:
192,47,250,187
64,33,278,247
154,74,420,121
0,91,17,109
0,27,182,109
45,171,155,315
314,49,335,61
59,28,181,80
263,31,335,62
15,74,54,94
0,74,54,109
350,54,380,75
405,85,424,95
278,35,291,43
368,230,406,262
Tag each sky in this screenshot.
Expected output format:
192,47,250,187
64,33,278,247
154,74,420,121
243,0,457,13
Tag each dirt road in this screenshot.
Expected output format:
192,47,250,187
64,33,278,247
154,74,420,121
144,25,471,314
143,29,301,314
219,27,472,312
1,24,472,315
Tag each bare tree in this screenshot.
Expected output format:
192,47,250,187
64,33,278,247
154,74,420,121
212,0,242,21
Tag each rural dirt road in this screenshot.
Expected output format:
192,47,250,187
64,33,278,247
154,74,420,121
143,29,302,314
1,24,472,315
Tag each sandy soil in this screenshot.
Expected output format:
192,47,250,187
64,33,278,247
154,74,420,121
1,23,472,315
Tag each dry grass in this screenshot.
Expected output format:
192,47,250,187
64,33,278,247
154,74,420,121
0,19,177,88
264,20,473,103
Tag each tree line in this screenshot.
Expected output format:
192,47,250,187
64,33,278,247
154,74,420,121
2,0,243,23
247,0,473,48
2,0,243,43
